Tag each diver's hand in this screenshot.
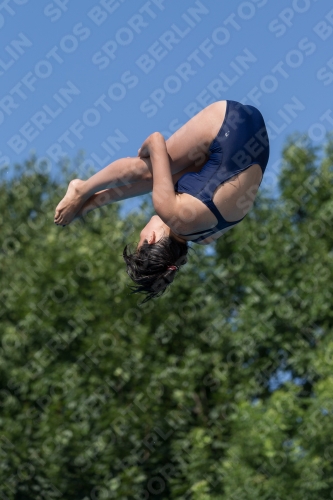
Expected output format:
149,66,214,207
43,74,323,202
137,146,149,158
138,132,165,158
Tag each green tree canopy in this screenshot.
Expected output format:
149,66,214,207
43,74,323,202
0,133,333,499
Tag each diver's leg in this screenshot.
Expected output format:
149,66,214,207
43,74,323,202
54,157,150,224
74,181,151,220
74,161,198,219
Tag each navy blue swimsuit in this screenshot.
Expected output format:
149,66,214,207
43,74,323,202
174,100,270,243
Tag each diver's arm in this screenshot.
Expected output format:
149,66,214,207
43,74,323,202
140,132,179,223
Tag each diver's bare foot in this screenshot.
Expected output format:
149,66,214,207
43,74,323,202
54,179,87,225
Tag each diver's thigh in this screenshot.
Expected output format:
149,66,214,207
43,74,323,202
165,100,227,173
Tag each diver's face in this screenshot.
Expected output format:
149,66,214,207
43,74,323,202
137,215,169,249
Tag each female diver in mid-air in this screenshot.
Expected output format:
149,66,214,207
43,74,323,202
54,100,270,301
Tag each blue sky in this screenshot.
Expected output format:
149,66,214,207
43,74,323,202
1,0,332,215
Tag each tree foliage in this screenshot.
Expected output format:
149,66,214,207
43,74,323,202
1,134,333,499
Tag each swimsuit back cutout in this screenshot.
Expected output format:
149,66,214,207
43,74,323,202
174,100,270,242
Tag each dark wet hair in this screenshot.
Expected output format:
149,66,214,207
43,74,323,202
123,236,189,303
